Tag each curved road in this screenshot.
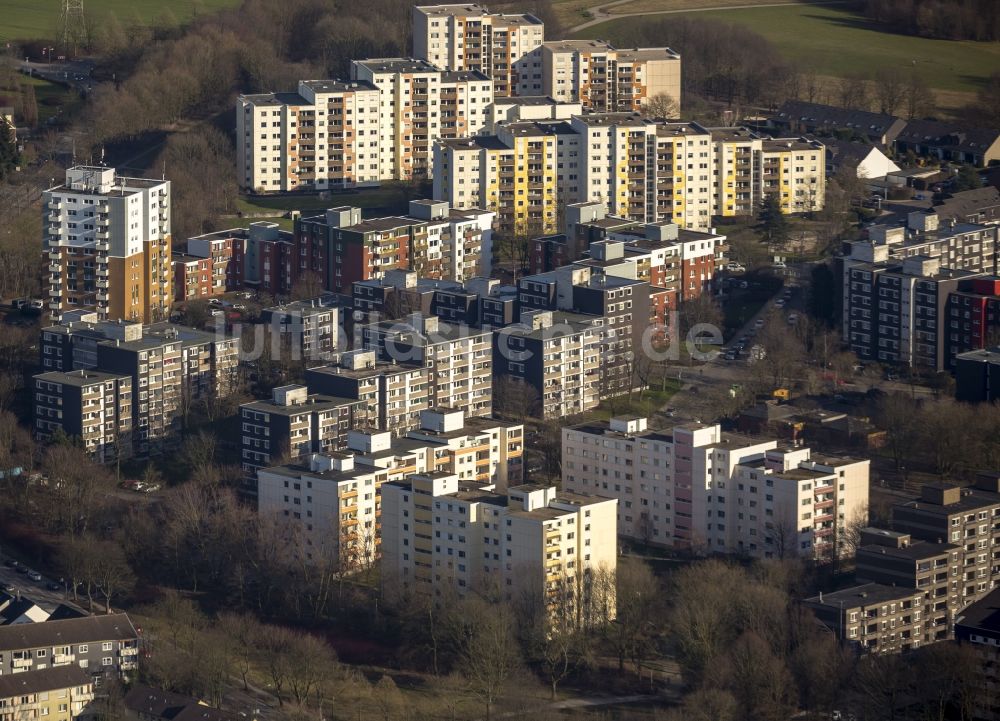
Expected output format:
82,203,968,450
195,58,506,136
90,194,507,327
569,0,850,34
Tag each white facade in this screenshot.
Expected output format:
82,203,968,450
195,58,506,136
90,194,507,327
412,4,545,97
562,418,870,560
44,166,172,323
381,475,617,621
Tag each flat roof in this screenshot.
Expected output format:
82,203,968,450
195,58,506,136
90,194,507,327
241,394,363,416
34,368,128,387
299,79,378,93
805,583,921,609
354,58,439,74
858,540,956,561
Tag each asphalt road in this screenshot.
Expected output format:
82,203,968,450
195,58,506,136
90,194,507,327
0,553,79,613
17,58,96,94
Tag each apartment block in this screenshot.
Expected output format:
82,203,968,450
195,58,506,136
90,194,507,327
842,212,1000,369
258,409,523,568
516,261,653,399
237,80,381,192
179,223,295,298
260,298,343,362
305,350,432,436
350,59,492,181
892,479,1000,608
124,685,237,721
758,137,826,214
44,166,172,323
0,613,139,677
493,310,601,419
487,96,582,131
0,666,94,721
39,320,238,455
541,40,681,113
434,116,723,233
33,369,133,463
943,276,1000,370
955,588,1000,721
171,229,245,301
955,346,1000,403
713,127,828,218
381,476,616,620
803,583,928,654
239,384,366,483
294,202,494,294
856,528,959,643
362,313,492,417
413,4,545,97
562,417,870,560
353,272,517,328
435,120,560,234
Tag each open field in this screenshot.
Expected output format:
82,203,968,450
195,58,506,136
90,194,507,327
572,4,1000,93
552,0,784,29
0,0,239,41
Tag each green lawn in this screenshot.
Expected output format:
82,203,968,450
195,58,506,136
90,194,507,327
0,0,240,41
573,4,1000,93
11,74,80,123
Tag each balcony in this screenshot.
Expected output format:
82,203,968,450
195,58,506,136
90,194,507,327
47,212,61,223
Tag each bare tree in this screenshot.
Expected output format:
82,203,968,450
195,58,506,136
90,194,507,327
644,93,679,119
460,600,520,720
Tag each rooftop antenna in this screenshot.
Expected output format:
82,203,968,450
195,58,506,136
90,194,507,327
61,0,87,55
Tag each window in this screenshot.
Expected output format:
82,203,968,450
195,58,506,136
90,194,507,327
102,642,113,652
102,657,113,666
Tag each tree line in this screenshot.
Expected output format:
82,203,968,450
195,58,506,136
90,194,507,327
861,0,1000,41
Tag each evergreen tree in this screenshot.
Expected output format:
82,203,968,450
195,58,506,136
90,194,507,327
758,193,789,247
0,119,19,181
953,165,982,192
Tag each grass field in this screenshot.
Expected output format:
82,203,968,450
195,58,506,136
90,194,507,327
573,4,1000,93
553,0,778,28
0,0,240,41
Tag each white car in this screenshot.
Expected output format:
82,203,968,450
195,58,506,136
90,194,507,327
787,313,798,325
26,570,42,582
773,261,787,270
726,262,746,273
774,299,786,308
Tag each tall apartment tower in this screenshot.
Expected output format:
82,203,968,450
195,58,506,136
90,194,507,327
413,4,545,97
44,166,172,324
541,40,681,113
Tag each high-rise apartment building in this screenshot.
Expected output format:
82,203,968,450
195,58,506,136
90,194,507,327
493,310,601,419
238,69,492,192
541,40,681,113
562,417,870,560
304,350,432,436
33,369,133,463
257,409,523,570
38,319,239,456
412,4,545,97
381,476,616,622
361,313,493,417
44,166,172,323
238,80,381,193
239,385,366,484
841,214,1000,369
350,59,493,181
0,666,94,721
435,120,560,234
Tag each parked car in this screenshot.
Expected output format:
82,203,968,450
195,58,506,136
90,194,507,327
726,262,746,273
787,313,798,325
15,565,28,574
47,581,63,591
3,559,19,568
26,570,41,582
773,261,787,270
774,299,786,308
754,319,765,328
29,299,45,310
